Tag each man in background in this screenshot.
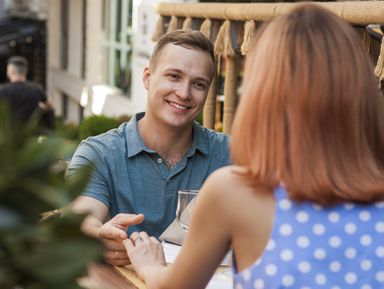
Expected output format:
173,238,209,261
0,56,54,131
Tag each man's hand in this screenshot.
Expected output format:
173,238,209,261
98,213,144,266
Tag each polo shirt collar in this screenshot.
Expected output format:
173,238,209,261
189,121,209,156
125,112,209,158
126,113,148,158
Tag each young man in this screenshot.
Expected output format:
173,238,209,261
0,56,53,129
68,30,230,265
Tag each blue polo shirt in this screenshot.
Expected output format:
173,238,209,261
67,113,230,238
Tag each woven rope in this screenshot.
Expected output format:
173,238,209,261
200,19,211,39
167,16,179,32
156,2,384,25
223,57,238,134
214,20,235,57
241,20,256,55
152,16,164,42
375,36,384,83
182,17,192,30
203,75,217,129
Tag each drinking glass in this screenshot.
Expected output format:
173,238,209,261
176,190,199,232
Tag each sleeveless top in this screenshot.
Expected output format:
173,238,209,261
233,186,384,289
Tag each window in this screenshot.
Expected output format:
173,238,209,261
102,0,133,96
62,93,68,119
60,0,69,70
81,0,87,78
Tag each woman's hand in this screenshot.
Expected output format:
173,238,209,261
98,213,144,266
124,231,166,280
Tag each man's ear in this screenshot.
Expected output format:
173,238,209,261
6,65,13,80
143,67,150,91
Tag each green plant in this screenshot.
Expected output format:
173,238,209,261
0,107,102,289
116,114,132,124
54,117,80,142
196,111,203,126
78,115,122,141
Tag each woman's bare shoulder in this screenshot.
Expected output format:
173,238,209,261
206,165,249,185
202,165,267,202
201,165,274,236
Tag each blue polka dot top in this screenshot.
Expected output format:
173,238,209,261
233,186,384,289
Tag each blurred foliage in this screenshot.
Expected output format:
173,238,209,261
116,114,132,124
0,105,103,289
54,117,81,143
54,114,131,143
78,114,131,141
196,111,203,126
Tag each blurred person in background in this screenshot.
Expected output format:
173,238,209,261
0,56,54,132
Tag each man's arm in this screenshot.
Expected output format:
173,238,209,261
71,195,144,266
71,195,109,237
68,140,144,265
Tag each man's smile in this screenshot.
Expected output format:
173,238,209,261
166,100,191,110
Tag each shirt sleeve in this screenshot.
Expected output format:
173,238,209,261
66,140,112,208
214,133,232,167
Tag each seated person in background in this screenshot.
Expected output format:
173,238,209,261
123,4,384,289
0,56,54,132
68,30,230,266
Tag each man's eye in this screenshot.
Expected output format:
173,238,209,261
194,82,208,90
168,74,180,80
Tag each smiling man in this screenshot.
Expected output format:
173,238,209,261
67,30,230,266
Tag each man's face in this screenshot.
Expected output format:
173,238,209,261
143,44,214,130
6,64,15,80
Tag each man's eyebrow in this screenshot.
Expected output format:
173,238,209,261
163,68,210,83
194,77,210,83
163,68,183,74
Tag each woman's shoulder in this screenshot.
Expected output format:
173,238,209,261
201,165,274,245
207,165,249,181
206,165,257,190
203,165,271,205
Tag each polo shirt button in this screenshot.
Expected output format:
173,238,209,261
157,158,163,164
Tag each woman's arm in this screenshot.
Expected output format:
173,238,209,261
125,167,235,289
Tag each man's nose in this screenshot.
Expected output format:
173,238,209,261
175,82,191,100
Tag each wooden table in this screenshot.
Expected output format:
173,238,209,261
80,243,233,289
79,262,143,289
80,262,232,289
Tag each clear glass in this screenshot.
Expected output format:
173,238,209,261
176,190,199,232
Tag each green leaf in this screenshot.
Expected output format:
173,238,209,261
0,105,102,288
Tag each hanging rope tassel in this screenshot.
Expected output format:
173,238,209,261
167,16,179,32
241,20,256,56
200,19,211,40
152,16,164,42
362,29,372,56
375,35,384,86
214,20,235,57
182,17,192,30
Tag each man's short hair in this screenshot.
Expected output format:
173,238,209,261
7,56,28,76
150,29,215,70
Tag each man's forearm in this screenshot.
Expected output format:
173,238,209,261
81,214,103,238
70,196,109,238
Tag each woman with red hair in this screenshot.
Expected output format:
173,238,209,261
124,4,384,288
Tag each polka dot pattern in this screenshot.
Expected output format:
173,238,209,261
233,187,384,289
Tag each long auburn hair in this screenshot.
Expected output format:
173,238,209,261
231,4,384,205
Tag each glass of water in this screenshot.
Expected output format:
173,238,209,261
176,190,199,232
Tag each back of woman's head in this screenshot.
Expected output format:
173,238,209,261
231,4,384,205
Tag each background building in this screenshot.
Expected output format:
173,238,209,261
2,0,381,125
47,0,196,124
0,0,47,88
